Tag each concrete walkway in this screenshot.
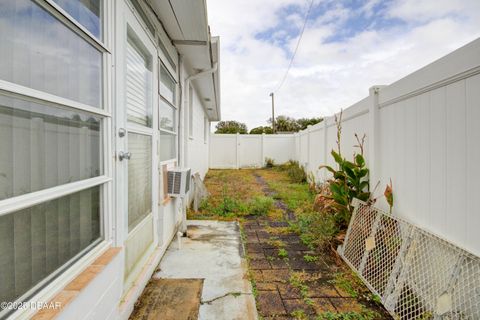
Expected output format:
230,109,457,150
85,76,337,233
154,220,258,320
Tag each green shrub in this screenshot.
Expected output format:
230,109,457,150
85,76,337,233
265,157,275,168
248,196,274,216
320,150,370,228
283,160,307,183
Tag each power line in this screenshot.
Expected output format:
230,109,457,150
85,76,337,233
273,0,315,93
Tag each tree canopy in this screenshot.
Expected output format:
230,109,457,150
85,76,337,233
266,115,322,133
296,117,323,131
249,126,274,134
214,117,322,134
215,120,248,134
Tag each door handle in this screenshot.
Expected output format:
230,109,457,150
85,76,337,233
118,151,132,161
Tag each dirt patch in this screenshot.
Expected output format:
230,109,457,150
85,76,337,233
130,279,203,320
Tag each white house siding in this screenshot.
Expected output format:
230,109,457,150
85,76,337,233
185,84,210,180
0,0,220,319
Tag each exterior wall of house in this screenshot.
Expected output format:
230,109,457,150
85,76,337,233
0,0,218,319
185,83,211,180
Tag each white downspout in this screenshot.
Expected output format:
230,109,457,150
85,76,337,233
180,62,218,234
181,62,218,168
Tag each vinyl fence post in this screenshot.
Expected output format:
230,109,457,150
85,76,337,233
261,133,265,167
368,86,384,187
322,118,328,181
236,132,240,169
306,125,311,173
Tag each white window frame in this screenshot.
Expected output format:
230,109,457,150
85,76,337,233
159,63,179,164
0,0,114,318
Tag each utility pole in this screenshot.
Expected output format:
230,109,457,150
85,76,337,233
269,92,276,133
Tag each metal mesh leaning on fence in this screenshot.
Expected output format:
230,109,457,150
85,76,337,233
338,199,480,320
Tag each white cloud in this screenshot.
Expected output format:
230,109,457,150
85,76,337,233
206,0,480,131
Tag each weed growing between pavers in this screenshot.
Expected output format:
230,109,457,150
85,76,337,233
303,254,318,263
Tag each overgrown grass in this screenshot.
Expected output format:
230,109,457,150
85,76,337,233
249,196,274,216
257,167,337,249
315,309,379,320
280,160,307,183
189,169,270,220
290,210,339,249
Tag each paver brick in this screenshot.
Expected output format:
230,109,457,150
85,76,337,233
257,291,287,316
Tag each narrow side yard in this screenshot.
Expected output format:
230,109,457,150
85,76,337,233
188,165,391,320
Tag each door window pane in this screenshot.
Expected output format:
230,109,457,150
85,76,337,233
0,186,101,306
0,95,102,201
0,0,103,108
53,0,102,39
160,132,176,161
126,38,152,127
160,66,176,105
159,99,176,132
128,133,152,231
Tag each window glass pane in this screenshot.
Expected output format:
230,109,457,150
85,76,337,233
159,99,175,132
0,95,102,201
128,133,152,231
0,186,101,305
160,66,175,105
126,38,152,127
0,0,103,108
53,0,102,39
129,0,154,36
160,132,176,162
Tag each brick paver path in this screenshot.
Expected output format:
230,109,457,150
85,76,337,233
244,218,370,319
243,173,390,319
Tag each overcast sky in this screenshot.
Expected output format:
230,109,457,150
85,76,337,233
206,0,480,130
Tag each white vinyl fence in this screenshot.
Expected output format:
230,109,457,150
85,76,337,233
209,38,480,257
209,133,295,169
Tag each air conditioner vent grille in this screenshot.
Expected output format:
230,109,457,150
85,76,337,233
166,168,191,198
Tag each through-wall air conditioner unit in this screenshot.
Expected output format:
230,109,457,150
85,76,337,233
167,168,191,198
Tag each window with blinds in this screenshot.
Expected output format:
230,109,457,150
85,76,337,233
159,65,177,162
0,0,108,312
0,187,101,305
126,38,152,127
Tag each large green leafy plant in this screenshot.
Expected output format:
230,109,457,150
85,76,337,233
320,112,370,228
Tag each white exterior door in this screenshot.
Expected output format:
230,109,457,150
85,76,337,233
115,0,158,292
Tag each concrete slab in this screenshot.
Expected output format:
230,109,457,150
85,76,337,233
154,220,258,320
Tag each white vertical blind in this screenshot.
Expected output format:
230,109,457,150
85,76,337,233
0,187,101,304
126,40,152,127
0,95,103,304
128,133,152,231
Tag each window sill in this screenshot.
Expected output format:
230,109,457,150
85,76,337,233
31,247,122,320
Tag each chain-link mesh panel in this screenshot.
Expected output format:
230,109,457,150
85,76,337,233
338,199,480,320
